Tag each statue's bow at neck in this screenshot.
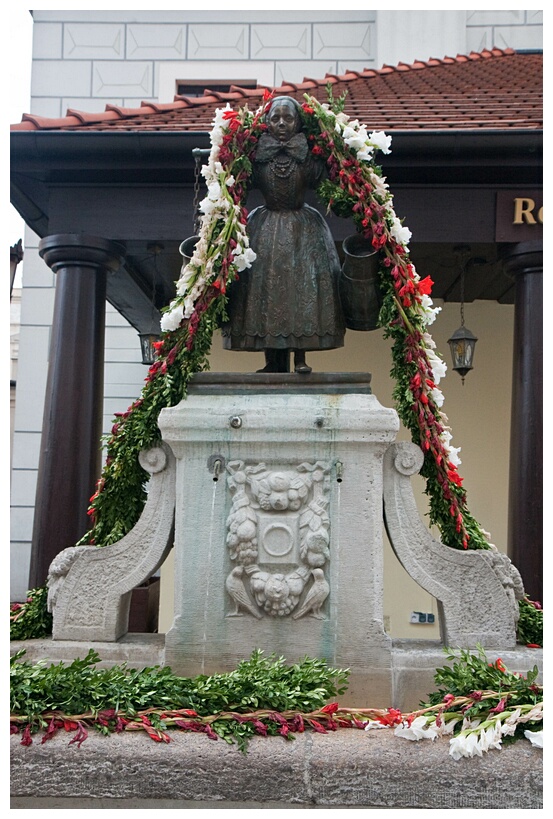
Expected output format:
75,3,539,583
255,132,309,164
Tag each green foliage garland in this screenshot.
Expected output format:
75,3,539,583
10,647,542,757
9,587,52,641
516,597,543,647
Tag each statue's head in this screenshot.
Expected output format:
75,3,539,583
265,96,302,143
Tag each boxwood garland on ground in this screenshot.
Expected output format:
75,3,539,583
10,647,542,759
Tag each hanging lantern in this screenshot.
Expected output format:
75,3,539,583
448,324,478,382
138,331,161,365
138,242,163,365
447,246,481,384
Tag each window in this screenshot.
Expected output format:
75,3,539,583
177,80,258,97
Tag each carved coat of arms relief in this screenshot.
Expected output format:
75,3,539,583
225,460,331,620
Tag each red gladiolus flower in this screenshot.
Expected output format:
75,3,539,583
377,708,403,726
489,697,507,714
41,718,62,743
222,109,238,120
252,719,269,736
68,722,88,747
309,719,328,733
443,693,455,707
447,469,463,486
302,103,315,115
203,725,219,741
418,275,434,295
21,724,33,746
321,702,339,714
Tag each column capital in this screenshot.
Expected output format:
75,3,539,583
500,241,543,278
38,234,126,274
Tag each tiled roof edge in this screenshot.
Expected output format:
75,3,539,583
9,47,531,131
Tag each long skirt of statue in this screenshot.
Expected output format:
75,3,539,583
222,143,345,356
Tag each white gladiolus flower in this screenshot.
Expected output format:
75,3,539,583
449,731,482,760
419,294,441,325
160,303,184,332
210,127,224,148
501,709,521,736
207,180,222,200
524,730,543,748
369,130,392,154
343,124,369,152
394,716,439,742
448,446,462,467
225,175,235,187
519,703,543,722
212,104,233,129
356,147,374,163
199,196,217,216
370,172,389,198
423,332,437,349
478,723,503,753
427,349,447,384
364,720,387,731
233,246,257,272
439,717,460,736
390,217,412,246
176,271,193,296
429,387,445,408
183,295,196,319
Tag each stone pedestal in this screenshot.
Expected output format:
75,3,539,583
160,373,398,706
46,372,527,704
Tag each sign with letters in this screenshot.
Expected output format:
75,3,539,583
495,190,543,242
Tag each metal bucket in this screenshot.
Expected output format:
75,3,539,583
339,234,381,331
178,235,200,265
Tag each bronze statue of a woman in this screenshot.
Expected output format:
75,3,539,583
222,96,345,373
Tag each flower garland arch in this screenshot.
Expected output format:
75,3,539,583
82,91,491,553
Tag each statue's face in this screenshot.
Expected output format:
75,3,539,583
267,102,299,143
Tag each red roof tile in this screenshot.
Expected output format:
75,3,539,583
11,48,542,133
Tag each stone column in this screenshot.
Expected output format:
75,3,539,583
28,235,126,589
502,241,542,601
